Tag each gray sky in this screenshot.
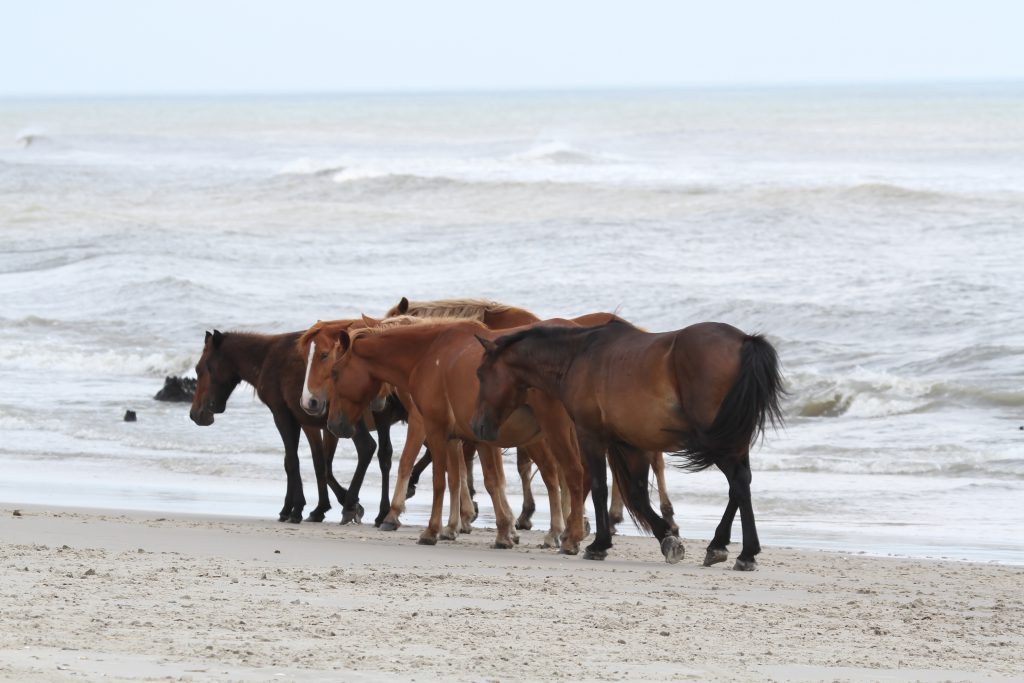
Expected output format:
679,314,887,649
2,0,1023,97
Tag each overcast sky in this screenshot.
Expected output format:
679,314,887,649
2,1,1023,97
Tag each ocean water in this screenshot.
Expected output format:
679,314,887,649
1,86,1022,563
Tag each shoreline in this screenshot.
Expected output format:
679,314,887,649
2,503,1022,682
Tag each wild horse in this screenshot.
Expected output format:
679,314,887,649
189,329,399,524
324,317,588,551
473,320,784,568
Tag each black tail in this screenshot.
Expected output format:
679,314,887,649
673,334,785,472
605,441,654,534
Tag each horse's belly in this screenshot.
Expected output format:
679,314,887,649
607,401,690,452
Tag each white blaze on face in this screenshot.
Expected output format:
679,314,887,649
300,340,317,411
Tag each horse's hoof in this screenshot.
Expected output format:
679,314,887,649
278,513,289,522
583,547,607,561
439,528,457,541
459,523,473,534
703,548,729,567
584,519,592,535
540,534,559,549
609,525,619,536
471,501,479,523
379,520,400,532
340,504,365,526
515,518,533,531
305,511,326,523
405,484,416,499
661,536,685,565
733,558,758,572
288,512,303,524
559,545,580,556
492,540,514,549
417,535,437,546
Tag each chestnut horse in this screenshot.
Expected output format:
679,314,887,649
385,297,678,533
325,318,589,552
473,320,784,568
385,297,545,528
189,329,396,524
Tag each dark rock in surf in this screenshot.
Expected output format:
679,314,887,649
124,410,137,422
154,376,197,402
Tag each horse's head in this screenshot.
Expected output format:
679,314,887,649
383,296,411,318
298,320,352,417
190,330,240,426
471,334,528,442
325,330,384,438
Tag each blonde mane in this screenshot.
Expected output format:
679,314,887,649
298,319,357,349
349,315,487,343
385,298,515,321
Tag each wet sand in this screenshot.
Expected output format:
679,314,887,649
1,504,1021,682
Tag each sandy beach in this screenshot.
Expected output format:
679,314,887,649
1,505,1020,682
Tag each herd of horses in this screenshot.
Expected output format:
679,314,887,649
189,298,784,569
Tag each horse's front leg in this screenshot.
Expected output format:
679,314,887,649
273,412,304,523
372,410,394,527
302,426,331,522
477,444,516,548
522,442,563,548
514,447,535,530
577,431,611,560
440,438,464,541
339,420,375,525
381,409,427,531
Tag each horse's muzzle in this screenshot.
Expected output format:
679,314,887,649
301,395,326,417
190,408,214,426
327,413,355,439
471,414,498,442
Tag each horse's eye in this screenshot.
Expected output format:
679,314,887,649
319,352,328,361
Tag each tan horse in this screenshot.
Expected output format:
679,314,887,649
324,317,590,552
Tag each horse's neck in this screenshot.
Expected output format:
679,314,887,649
355,328,442,389
506,336,577,398
486,308,540,328
224,333,276,386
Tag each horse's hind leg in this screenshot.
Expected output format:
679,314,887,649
653,451,679,535
614,447,681,564
732,454,761,571
340,420,376,524
705,459,741,568
464,440,479,520
608,481,624,535
515,448,536,530
407,451,432,499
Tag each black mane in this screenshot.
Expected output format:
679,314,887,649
491,319,632,356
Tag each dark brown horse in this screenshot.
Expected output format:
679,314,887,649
189,329,398,524
472,320,784,568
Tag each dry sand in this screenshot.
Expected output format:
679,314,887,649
0,504,1021,683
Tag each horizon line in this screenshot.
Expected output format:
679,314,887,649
2,78,1022,102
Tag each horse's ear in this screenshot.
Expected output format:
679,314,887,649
337,330,352,354
212,330,224,349
205,330,212,342
475,334,497,353
361,313,381,327
397,297,409,314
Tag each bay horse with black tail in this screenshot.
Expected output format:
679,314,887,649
189,329,395,524
473,320,784,569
